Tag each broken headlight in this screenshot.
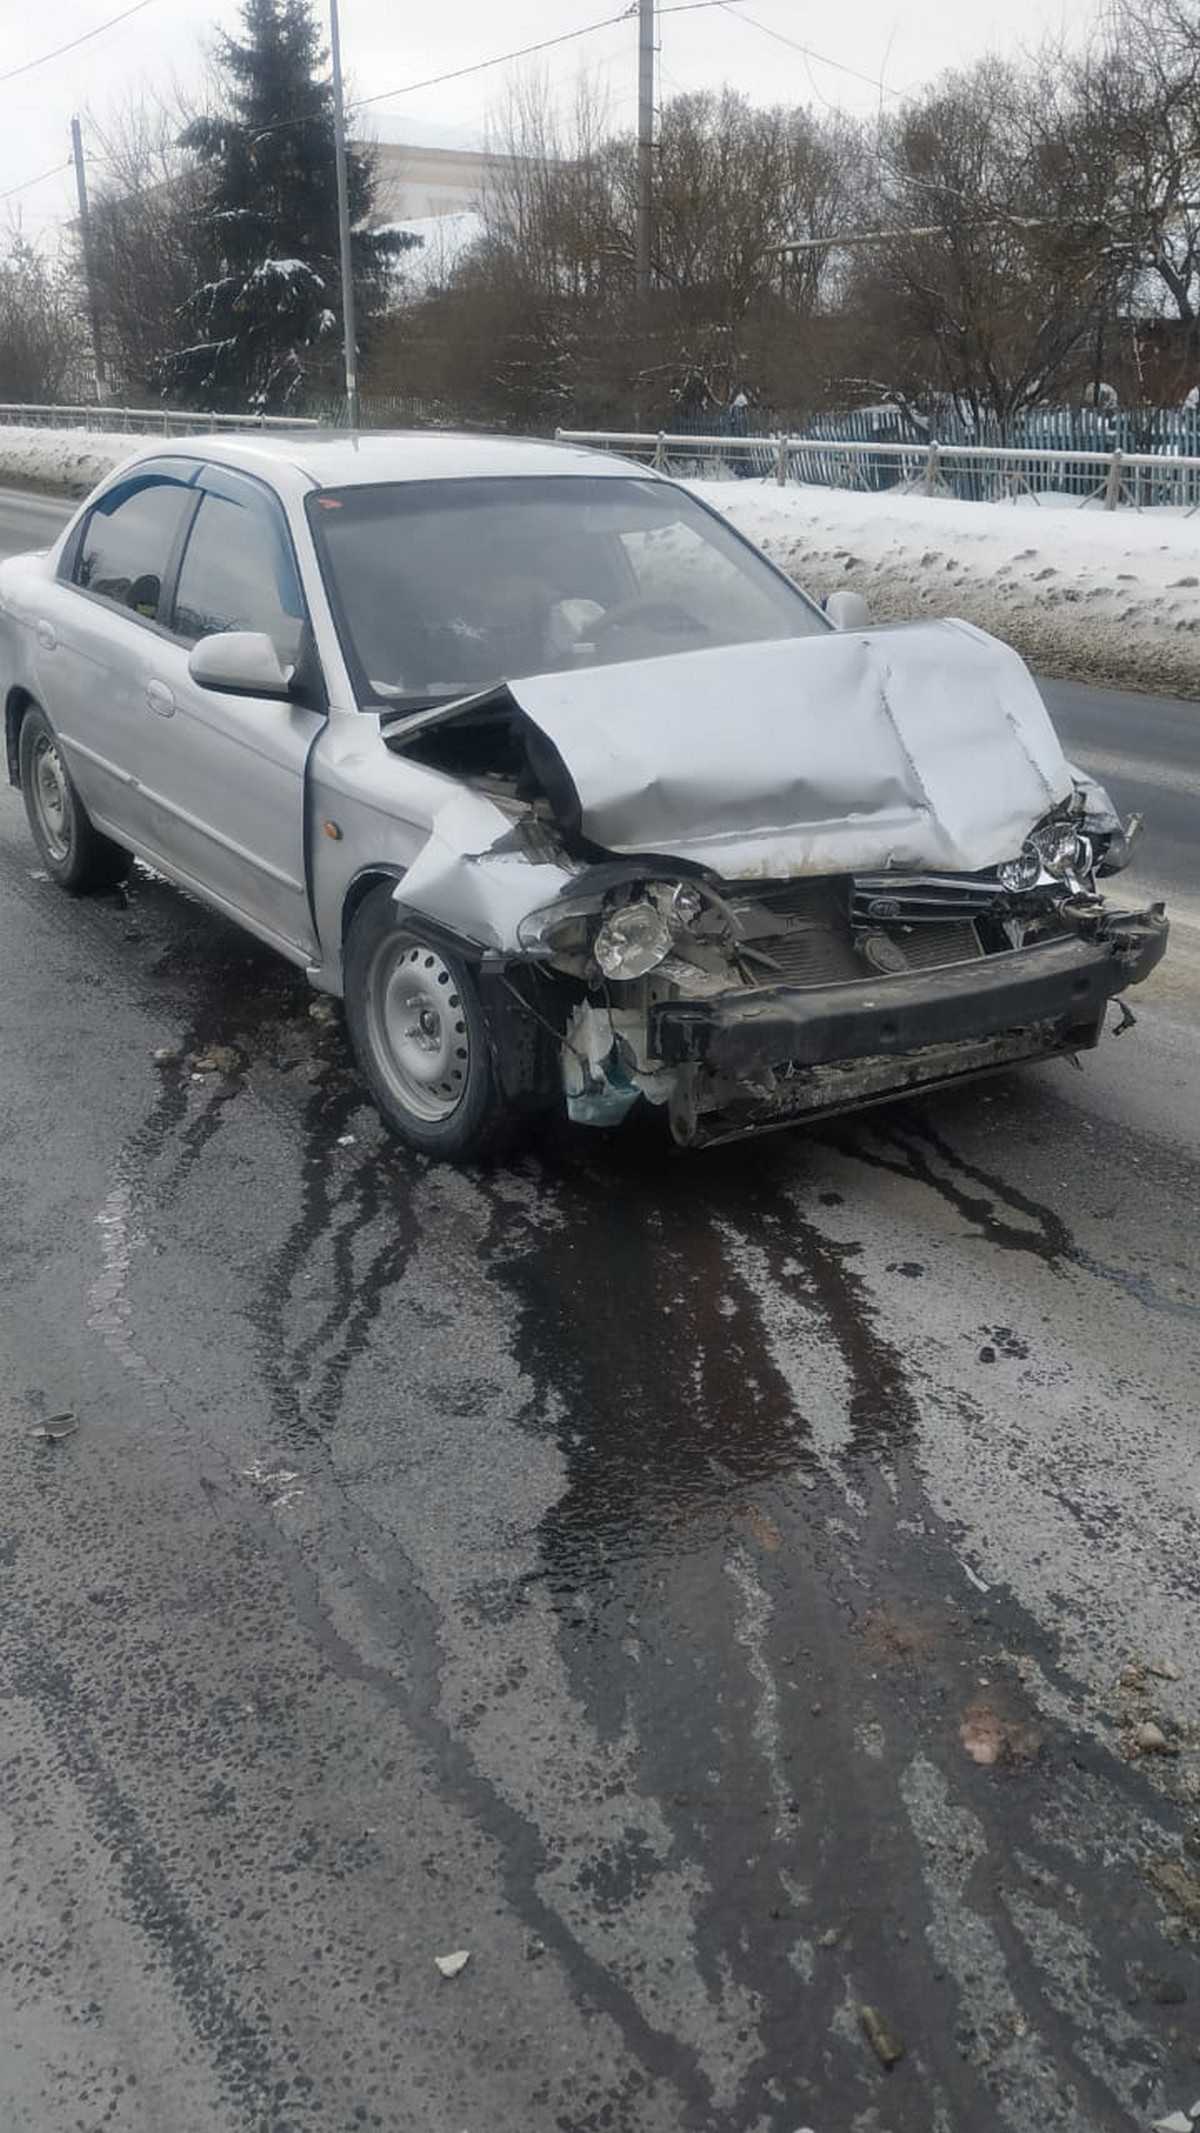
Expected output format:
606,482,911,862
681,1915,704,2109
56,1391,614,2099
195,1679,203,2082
997,820,1092,892
594,883,704,981
996,846,1042,893
594,901,673,980
1032,820,1089,876
519,879,708,980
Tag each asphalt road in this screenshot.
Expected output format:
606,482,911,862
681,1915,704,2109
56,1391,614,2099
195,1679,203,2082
2,489,1199,2133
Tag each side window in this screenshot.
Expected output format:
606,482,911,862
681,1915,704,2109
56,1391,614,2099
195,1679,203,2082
74,478,193,623
172,486,305,663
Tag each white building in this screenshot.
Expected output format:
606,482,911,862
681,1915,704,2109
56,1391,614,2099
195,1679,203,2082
359,138,530,225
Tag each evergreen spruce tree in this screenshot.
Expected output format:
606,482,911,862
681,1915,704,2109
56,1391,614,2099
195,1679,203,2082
159,0,413,411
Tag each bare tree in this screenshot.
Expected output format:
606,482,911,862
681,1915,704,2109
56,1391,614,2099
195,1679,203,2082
384,79,865,428
1073,0,1200,399
0,234,84,401
852,60,1114,429
83,90,213,397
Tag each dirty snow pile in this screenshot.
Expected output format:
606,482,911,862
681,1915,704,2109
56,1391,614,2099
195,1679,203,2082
690,476,1200,697
1,423,1198,694
0,424,139,500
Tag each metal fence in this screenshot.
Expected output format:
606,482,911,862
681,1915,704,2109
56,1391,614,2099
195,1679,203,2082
664,400,1200,456
0,395,466,436
0,402,321,435
6,399,1200,506
555,426,1200,510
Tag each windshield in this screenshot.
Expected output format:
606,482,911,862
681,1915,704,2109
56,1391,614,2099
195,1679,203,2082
305,474,826,711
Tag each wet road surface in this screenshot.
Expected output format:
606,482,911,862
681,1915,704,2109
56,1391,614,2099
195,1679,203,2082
1,772,1199,2133
2,487,1199,2130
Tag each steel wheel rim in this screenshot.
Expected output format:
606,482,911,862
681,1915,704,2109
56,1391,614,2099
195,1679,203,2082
31,734,71,862
366,938,470,1123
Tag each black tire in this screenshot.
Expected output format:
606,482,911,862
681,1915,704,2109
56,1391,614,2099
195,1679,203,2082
18,704,131,893
343,886,506,1160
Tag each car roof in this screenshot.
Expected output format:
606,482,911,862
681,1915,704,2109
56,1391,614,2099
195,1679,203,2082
127,428,655,492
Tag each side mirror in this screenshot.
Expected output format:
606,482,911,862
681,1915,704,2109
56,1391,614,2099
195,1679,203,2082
824,588,872,631
188,630,294,699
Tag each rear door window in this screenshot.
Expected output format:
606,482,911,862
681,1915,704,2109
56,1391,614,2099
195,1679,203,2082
72,477,194,624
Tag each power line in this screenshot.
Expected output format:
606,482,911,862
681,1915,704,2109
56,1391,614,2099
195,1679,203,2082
357,8,639,112
0,158,71,204
0,0,156,88
715,1,903,102
358,0,757,110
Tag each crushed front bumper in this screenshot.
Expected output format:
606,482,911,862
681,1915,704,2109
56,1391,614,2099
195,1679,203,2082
647,905,1167,1144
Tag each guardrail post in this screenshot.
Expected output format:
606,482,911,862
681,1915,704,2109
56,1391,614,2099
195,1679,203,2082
775,435,789,486
1104,447,1124,510
653,431,667,471
922,440,940,496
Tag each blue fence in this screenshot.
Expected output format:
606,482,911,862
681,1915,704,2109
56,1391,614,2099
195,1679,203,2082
660,401,1200,503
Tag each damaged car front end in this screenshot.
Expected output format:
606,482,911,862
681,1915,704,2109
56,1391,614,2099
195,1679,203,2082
382,622,1166,1151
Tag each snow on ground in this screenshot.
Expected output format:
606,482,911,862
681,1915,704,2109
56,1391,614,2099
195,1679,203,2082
0,424,154,498
1,424,1197,695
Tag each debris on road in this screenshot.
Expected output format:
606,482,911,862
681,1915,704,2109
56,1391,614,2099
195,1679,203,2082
192,1044,242,1077
434,1950,471,1979
860,2005,905,2068
152,1045,183,1067
1132,1722,1179,1757
28,1410,78,1443
958,1701,1039,1767
1121,1657,1184,1690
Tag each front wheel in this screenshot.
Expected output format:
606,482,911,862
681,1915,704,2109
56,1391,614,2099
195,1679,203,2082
343,887,505,1160
18,704,130,892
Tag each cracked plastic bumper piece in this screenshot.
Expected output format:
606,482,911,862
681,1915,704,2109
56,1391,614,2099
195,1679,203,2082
649,908,1168,1074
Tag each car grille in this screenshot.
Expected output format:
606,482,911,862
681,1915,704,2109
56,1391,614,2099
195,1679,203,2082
726,881,983,987
852,873,1005,919
888,919,983,969
746,917,982,985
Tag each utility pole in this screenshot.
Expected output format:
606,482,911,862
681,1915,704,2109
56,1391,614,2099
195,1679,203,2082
70,116,105,400
635,0,655,297
329,0,359,428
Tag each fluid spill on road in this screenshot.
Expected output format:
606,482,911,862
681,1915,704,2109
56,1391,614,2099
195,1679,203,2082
480,1130,1200,2131
848,1108,1200,1321
67,875,1200,2129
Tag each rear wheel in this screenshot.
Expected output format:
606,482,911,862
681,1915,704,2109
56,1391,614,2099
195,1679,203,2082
343,886,506,1160
18,704,130,892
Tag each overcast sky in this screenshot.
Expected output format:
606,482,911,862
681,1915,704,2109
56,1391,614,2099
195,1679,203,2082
3,0,1099,242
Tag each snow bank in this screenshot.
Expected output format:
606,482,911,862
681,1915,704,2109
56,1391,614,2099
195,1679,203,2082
0,423,148,498
1,423,1197,694
690,477,1200,698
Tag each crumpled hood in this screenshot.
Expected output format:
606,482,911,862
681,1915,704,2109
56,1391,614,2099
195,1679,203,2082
503,618,1072,877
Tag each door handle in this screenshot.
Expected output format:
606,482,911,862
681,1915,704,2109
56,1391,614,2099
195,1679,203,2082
35,620,57,651
146,679,175,718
